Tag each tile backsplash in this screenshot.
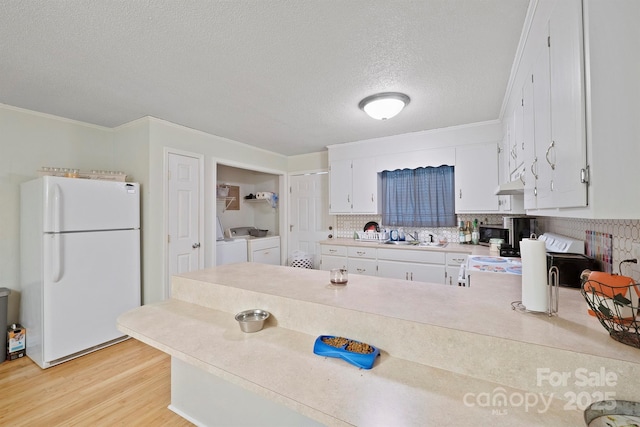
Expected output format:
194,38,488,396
334,215,640,281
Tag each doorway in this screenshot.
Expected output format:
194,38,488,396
288,172,331,268
166,150,204,297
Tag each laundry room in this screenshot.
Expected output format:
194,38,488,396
215,163,283,266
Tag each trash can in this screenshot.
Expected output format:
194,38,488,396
0,287,10,363
289,251,313,269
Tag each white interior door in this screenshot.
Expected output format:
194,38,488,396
288,172,331,268
168,152,202,295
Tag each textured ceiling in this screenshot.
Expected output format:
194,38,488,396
0,1,529,156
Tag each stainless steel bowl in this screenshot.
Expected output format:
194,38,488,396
235,309,270,333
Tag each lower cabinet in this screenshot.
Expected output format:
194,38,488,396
346,246,377,277
377,260,445,283
320,243,469,285
445,253,467,286
249,237,281,265
320,255,347,271
320,245,347,271
377,248,446,284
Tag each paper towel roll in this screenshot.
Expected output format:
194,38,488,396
520,238,548,312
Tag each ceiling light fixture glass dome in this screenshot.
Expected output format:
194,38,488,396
358,92,410,120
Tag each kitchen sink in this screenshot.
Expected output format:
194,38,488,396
384,241,417,245
418,242,448,248
383,241,448,248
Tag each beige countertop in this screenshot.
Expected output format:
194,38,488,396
320,238,490,255
118,263,640,426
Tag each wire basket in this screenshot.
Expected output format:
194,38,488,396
581,278,640,349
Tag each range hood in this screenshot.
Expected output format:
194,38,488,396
494,180,524,195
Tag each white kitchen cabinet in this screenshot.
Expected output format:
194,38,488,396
320,244,347,271
249,237,281,265
510,99,524,175
497,129,525,214
545,0,587,209
525,0,587,211
320,255,347,272
511,0,592,215
377,248,446,284
347,246,377,276
329,157,378,214
445,253,467,286
348,258,377,276
377,260,444,283
455,143,500,213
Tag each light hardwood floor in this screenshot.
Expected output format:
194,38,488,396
0,338,193,426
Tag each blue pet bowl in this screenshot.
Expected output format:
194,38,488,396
313,335,380,369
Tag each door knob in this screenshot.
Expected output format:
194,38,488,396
192,243,201,249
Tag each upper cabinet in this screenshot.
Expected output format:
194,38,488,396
505,0,639,218
520,0,587,211
329,157,378,214
455,143,500,213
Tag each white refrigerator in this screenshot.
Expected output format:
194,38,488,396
20,176,141,368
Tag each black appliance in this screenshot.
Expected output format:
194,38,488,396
504,217,538,250
546,252,597,288
478,225,509,246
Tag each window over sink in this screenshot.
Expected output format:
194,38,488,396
380,165,456,227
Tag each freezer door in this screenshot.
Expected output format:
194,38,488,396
42,176,140,232
43,229,141,363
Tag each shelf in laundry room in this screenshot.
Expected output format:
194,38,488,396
216,197,236,211
244,198,277,208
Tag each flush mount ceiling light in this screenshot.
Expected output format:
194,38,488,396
358,92,410,120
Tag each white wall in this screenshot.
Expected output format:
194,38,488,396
143,118,289,303
0,104,114,323
0,106,295,322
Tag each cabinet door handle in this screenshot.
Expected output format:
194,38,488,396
347,195,350,203
357,268,366,273
405,272,409,280
459,189,462,199
329,249,337,254
530,157,538,179
356,251,365,256
545,140,556,170
371,194,374,202
410,272,413,281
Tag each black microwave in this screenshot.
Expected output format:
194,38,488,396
478,225,509,246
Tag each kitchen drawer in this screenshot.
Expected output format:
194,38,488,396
252,248,280,265
348,258,377,276
377,248,445,264
347,246,377,259
446,253,467,266
321,245,347,257
250,236,280,252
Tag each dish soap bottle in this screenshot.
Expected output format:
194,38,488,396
458,221,465,244
471,219,479,245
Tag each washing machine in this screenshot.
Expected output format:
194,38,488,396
216,217,248,266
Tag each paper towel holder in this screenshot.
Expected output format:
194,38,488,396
511,265,560,317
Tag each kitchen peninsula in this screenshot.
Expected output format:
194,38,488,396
117,263,639,426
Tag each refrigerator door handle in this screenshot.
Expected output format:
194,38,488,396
51,234,63,283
